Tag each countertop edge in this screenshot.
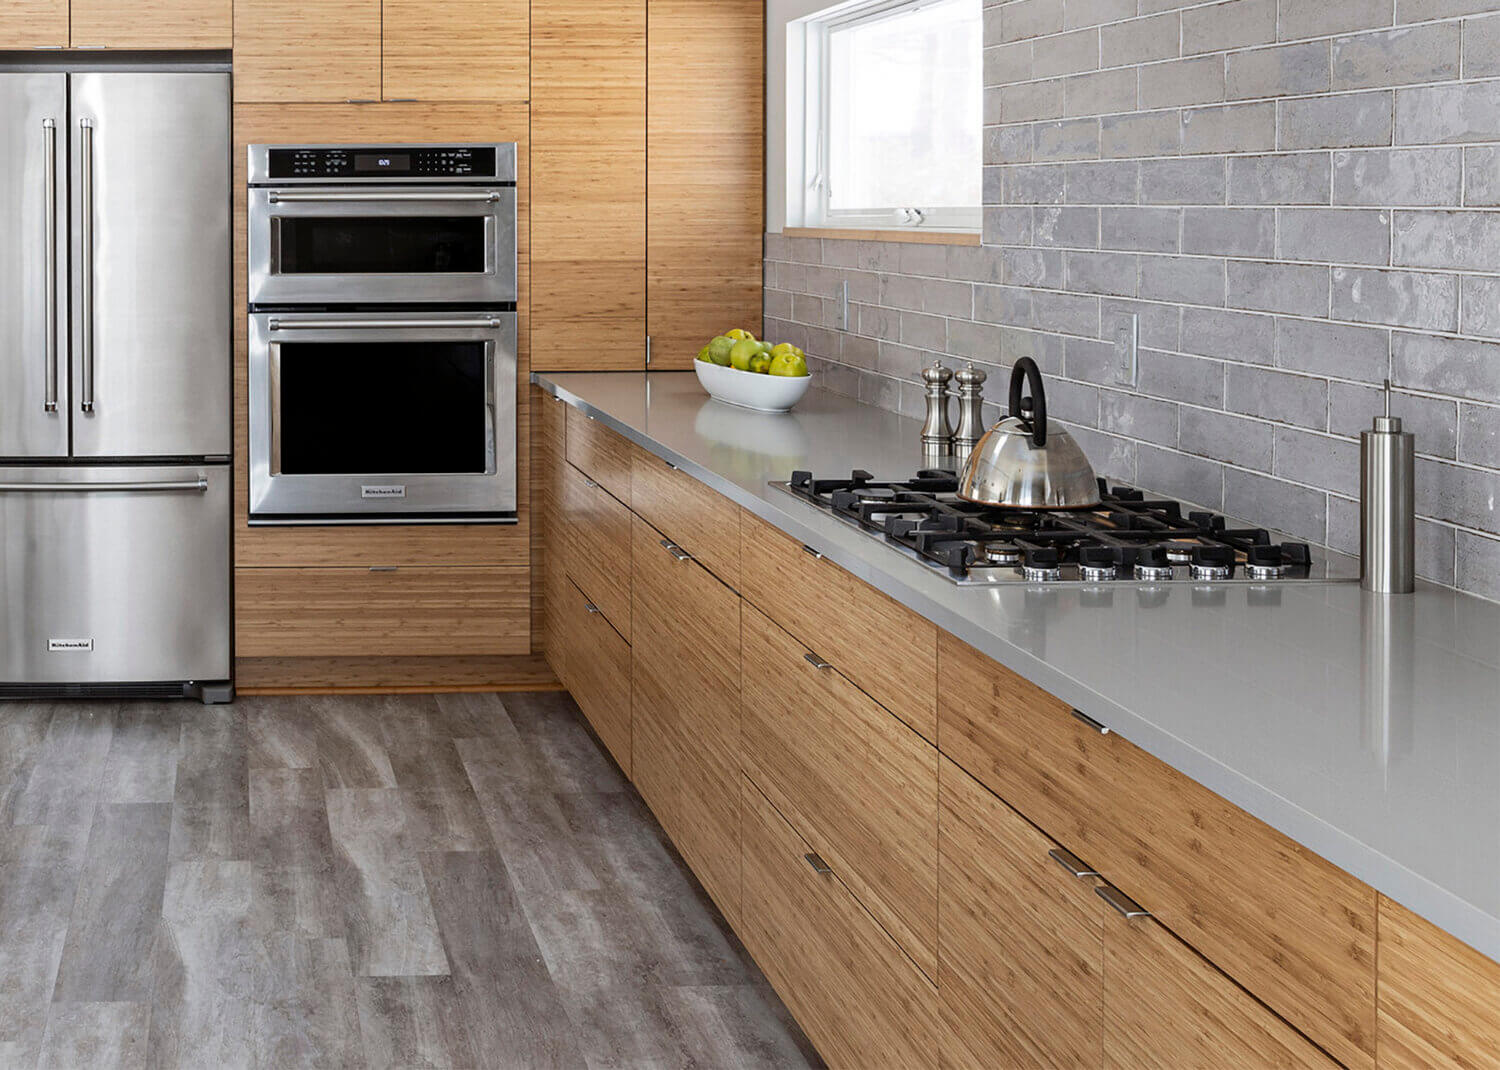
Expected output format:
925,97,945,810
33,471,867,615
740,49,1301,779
533,372,1500,964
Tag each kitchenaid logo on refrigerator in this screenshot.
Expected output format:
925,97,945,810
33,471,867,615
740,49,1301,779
48,638,94,652
361,485,406,499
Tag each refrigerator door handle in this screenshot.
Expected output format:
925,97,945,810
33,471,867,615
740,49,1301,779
78,116,95,414
43,118,59,413
0,478,209,493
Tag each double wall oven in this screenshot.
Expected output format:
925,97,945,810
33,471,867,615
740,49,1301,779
247,143,518,524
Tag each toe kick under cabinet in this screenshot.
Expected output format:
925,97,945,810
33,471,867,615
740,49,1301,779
536,387,1494,1070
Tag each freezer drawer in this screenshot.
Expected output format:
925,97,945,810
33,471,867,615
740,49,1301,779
0,465,231,685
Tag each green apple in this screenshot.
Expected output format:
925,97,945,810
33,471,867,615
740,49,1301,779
729,338,761,371
768,351,809,377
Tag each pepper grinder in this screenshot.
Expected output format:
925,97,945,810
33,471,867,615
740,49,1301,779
952,362,988,464
920,360,955,464
1360,380,1415,594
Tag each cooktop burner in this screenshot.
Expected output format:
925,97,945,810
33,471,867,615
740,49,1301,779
772,469,1348,586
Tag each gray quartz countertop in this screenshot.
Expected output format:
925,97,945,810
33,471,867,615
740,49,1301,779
534,369,1500,962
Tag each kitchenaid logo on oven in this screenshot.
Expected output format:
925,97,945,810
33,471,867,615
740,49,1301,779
48,638,94,652
361,485,406,499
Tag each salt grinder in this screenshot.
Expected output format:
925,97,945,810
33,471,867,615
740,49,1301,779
952,362,988,464
920,360,955,462
1360,380,1415,594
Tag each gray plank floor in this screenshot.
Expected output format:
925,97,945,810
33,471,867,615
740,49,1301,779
0,691,822,1069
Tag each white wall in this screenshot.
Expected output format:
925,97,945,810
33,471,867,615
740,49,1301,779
765,0,829,234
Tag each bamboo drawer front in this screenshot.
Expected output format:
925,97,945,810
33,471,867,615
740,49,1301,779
741,604,939,982
235,566,529,658
560,461,632,641
740,777,938,1070
565,407,633,507
629,445,739,589
1378,896,1500,1068
556,577,631,778
741,509,937,740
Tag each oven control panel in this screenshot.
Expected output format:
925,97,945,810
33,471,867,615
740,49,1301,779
265,145,502,181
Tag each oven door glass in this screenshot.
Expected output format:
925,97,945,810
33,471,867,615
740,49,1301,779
276,341,491,475
277,217,487,275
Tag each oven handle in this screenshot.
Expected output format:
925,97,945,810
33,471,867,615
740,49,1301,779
267,317,503,331
265,190,502,204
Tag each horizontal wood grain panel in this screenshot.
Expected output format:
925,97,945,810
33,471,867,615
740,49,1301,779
0,0,68,47
382,0,527,102
630,444,739,588
743,508,937,740
742,604,938,982
232,0,380,102
235,566,530,658
561,462,632,641
71,0,231,48
565,407,633,506
236,654,559,693
740,776,939,1070
557,578,632,777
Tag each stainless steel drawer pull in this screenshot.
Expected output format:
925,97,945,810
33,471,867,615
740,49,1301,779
1048,847,1100,880
582,477,599,489
368,565,398,572
801,544,823,560
660,539,692,562
804,852,833,875
268,317,502,331
0,478,208,493
42,118,58,413
1071,708,1110,735
78,117,95,414
803,652,832,671
584,601,601,614
1096,885,1151,919
267,190,501,204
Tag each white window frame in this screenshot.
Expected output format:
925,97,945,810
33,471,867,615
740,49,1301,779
787,0,981,233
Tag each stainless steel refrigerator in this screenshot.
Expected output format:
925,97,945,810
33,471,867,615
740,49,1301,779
0,69,232,701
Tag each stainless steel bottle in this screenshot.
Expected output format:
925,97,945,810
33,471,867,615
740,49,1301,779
952,362,988,464
920,360,955,464
1360,380,1415,594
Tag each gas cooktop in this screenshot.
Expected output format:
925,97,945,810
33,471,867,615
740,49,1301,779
772,469,1354,586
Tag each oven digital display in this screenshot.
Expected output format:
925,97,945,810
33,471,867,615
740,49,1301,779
355,153,411,172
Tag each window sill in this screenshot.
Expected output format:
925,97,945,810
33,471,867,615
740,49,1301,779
783,226,980,247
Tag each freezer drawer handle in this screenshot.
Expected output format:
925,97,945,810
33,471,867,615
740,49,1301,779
266,190,502,204
79,117,96,414
267,317,502,331
0,478,209,493
42,118,58,413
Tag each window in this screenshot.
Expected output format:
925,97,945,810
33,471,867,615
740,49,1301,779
789,0,981,232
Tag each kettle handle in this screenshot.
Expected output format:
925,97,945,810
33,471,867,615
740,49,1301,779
1008,357,1048,448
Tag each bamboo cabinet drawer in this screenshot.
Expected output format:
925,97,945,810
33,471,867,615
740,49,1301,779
940,757,1104,1070
556,578,632,777
1102,892,1337,1070
1081,730,1377,1070
629,445,740,588
740,777,939,1070
565,408,633,507
560,461,632,640
630,513,741,925
741,509,938,740
741,603,939,982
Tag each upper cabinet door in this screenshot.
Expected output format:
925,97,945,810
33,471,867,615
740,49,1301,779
71,0,231,49
646,0,763,369
233,0,381,103
0,75,69,459
0,0,68,48
70,74,232,459
383,0,528,102
530,0,646,370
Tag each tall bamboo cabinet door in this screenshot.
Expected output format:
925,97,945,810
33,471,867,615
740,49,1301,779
531,0,646,369
1101,894,1337,1070
0,0,67,47
940,757,1104,1070
383,0,527,102
71,0,231,48
233,0,381,102
1377,896,1500,1068
630,513,741,925
646,0,763,368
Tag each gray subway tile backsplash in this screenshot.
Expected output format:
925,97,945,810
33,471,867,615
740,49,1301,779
764,0,1500,599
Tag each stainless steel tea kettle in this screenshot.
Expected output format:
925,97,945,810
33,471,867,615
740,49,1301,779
957,357,1101,509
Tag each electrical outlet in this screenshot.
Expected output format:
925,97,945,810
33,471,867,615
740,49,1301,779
1112,313,1138,387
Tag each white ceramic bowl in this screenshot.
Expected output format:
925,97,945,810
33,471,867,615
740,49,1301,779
693,359,812,413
